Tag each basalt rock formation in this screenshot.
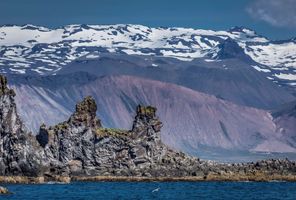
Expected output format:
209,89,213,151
0,76,44,176
0,74,296,182
36,97,201,177
0,74,200,178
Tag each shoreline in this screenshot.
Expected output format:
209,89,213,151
1,174,296,184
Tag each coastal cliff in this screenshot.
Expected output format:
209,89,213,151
0,74,296,183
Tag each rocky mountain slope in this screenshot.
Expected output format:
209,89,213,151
8,73,296,161
0,24,295,91
1,74,296,182
56,53,294,109
272,101,296,146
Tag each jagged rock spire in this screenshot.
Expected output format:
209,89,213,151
0,75,44,176
0,75,22,134
0,75,15,97
0,75,7,95
132,105,162,137
35,96,104,175
69,96,101,128
75,96,97,118
136,105,157,119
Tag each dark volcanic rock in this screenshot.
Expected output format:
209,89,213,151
36,96,102,176
214,38,252,61
132,105,162,142
0,75,44,176
36,98,200,177
0,74,296,181
72,96,101,128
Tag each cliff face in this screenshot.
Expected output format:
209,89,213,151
0,76,21,134
0,76,44,176
0,74,296,181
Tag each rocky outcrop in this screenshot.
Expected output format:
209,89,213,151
36,96,103,176
0,74,296,182
0,76,44,177
35,100,201,177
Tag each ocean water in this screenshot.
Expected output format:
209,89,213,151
1,181,296,200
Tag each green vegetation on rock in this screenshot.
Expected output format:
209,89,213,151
137,105,157,118
96,128,130,138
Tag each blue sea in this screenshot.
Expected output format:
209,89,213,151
1,181,296,200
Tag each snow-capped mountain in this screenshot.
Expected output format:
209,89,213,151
0,24,296,88
2,24,295,161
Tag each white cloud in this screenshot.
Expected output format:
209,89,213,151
247,0,296,28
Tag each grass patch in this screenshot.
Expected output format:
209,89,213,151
95,128,130,138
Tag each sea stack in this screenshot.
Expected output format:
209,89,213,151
0,75,44,177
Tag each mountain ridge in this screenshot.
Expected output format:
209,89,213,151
1,24,295,161
0,24,295,90
55,55,295,110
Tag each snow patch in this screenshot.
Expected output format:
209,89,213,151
274,73,296,81
85,54,100,59
252,65,271,73
10,68,26,74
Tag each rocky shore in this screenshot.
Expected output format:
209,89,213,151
0,74,296,183
1,170,296,184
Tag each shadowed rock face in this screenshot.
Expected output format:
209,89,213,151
36,96,103,176
132,105,162,137
0,76,20,134
71,96,101,128
214,38,253,61
1,74,296,180
272,101,296,147
0,76,44,176
55,54,295,110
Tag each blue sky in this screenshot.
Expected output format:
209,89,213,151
1,0,295,40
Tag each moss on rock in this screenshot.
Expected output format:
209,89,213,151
96,128,130,138
137,105,157,118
